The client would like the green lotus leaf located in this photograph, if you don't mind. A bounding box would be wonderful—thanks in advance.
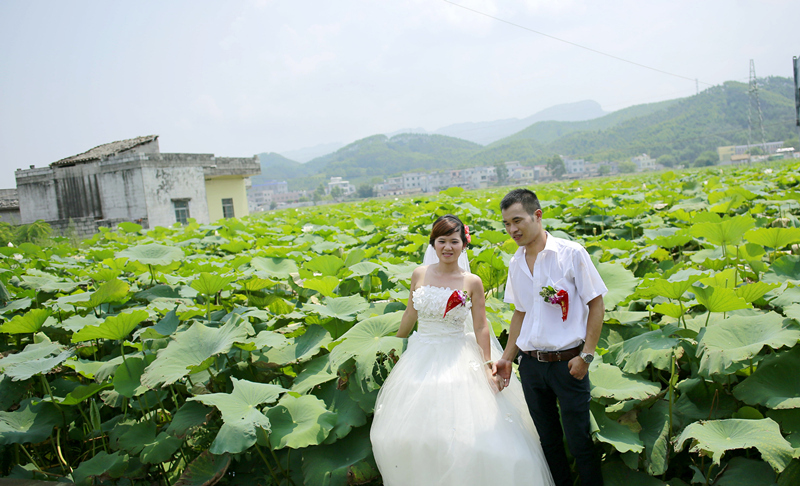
[57,314,102,333]
[764,255,800,285]
[167,401,213,439]
[354,218,375,232]
[261,325,332,365]
[0,375,27,411]
[236,330,288,352]
[266,394,337,449]
[117,221,142,233]
[314,380,367,444]
[134,284,182,302]
[305,255,345,277]
[0,398,60,445]
[736,282,781,303]
[47,382,113,405]
[71,451,130,486]
[734,345,800,409]
[140,431,183,464]
[347,262,383,277]
[767,409,800,449]
[175,451,231,486]
[381,262,418,281]
[652,303,684,319]
[301,425,379,486]
[745,227,800,250]
[116,243,185,266]
[589,401,644,453]
[675,377,738,422]
[242,277,273,292]
[250,257,299,279]
[141,316,250,388]
[303,276,340,298]
[597,262,639,310]
[603,310,649,324]
[675,418,794,472]
[114,356,156,398]
[589,363,661,401]
[771,286,800,308]
[219,240,250,253]
[638,400,670,476]
[0,308,51,334]
[190,272,236,296]
[0,297,32,315]
[329,311,406,391]
[689,215,755,247]
[786,304,800,321]
[699,268,738,289]
[19,275,83,293]
[644,227,693,249]
[715,457,776,486]
[692,285,752,313]
[0,335,73,381]
[76,278,130,308]
[117,420,156,454]
[303,295,370,322]
[292,355,338,395]
[72,310,149,342]
[695,312,800,376]
[607,325,680,373]
[188,377,285,454]
[150,307,180,336]
[600,460,667,486]
[639,269,707,300]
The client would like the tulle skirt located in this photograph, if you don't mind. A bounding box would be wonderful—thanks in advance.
[370,331,554,486]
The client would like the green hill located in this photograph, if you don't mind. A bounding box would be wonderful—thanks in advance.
[279,76,797,189]
[251,152,311,185]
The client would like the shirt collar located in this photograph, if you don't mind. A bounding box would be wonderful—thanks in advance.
[541,231,557,253]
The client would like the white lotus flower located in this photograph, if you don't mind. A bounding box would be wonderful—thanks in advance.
[13,253,23,261]
[764,169,773,174]
[7,242,13,247]
[703,181,708,185]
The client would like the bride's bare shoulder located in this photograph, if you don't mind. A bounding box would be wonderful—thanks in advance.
[409,265,428,289]
[464,272,485,291]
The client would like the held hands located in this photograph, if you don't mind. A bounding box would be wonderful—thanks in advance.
[567,356,590,380]
[492,358,513,389]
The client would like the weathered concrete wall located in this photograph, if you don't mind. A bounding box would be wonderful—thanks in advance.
[96,167,148,222]
[142,165,209,228]
[16,167,59,223]
[0,208,20,224]
[53,165,104,220]
[205,176,248,221]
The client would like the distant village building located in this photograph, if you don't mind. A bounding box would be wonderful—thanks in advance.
[717,141,785,163]
[327,176,355,196]
[14,135,259,237]
[631,154,656,171]
[247,180,288,212]
[0,189,20,224]
[563,157,585,177]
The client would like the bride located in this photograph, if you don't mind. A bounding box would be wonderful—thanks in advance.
[370,215,554,486]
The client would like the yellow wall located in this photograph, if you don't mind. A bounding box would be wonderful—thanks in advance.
[204,177,249,222]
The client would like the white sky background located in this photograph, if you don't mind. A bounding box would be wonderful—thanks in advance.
[1,0,798,185]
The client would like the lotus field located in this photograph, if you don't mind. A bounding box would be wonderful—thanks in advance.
[2,162,800,486]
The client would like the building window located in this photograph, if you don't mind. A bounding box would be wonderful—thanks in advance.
[173,200,190,225]
[222,198,235,218]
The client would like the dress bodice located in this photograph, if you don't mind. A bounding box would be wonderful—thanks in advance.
[412,285,472,338]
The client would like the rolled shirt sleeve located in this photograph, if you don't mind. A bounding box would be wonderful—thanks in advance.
[573,247,608,304]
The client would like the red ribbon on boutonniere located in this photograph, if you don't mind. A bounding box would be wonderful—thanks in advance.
[444,290,468,318]
[540,286,569,321]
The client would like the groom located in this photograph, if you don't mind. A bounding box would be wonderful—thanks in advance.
[493,189,606,486]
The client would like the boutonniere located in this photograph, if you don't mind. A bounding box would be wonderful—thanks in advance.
[444,290,469,318]
[540,286,569,321]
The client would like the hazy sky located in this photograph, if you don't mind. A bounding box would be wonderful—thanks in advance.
[1,0,798,185]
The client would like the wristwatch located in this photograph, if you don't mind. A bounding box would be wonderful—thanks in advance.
[579,352,594,364]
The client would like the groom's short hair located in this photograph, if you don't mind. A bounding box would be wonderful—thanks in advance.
[500,189,541,216]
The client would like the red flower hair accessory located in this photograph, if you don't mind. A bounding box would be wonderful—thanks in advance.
[464,225,471,244]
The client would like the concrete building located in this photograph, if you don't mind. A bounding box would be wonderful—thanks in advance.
[631,154,656,171]
[248,181,288,212]
[14,135,259,237]
[0,189,20,224]
[327,176,355,196]
[563,157,585,176]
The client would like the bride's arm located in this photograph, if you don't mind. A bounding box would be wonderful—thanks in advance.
[396,267,422,338]
[468,276,492,362]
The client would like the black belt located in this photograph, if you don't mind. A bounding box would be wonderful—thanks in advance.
[521,344,582,362]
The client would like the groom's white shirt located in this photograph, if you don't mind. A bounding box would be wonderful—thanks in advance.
[504,232,608,352]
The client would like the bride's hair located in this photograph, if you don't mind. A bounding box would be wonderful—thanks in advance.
[429,214,468,247]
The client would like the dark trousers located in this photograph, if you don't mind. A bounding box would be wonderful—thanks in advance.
[518,353,603,486]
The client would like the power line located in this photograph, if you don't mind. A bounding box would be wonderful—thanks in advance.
[441,0,713,87]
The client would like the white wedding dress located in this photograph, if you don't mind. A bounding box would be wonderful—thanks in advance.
[370,285,554,486]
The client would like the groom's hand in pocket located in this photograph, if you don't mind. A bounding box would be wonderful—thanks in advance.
[493,359,513,387]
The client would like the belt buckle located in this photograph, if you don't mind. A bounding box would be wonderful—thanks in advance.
[536,350,548,362]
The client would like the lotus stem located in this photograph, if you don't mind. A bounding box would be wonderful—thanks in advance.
[19,443,41,471]
[704,311,711,328]
[254,443,282,486]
